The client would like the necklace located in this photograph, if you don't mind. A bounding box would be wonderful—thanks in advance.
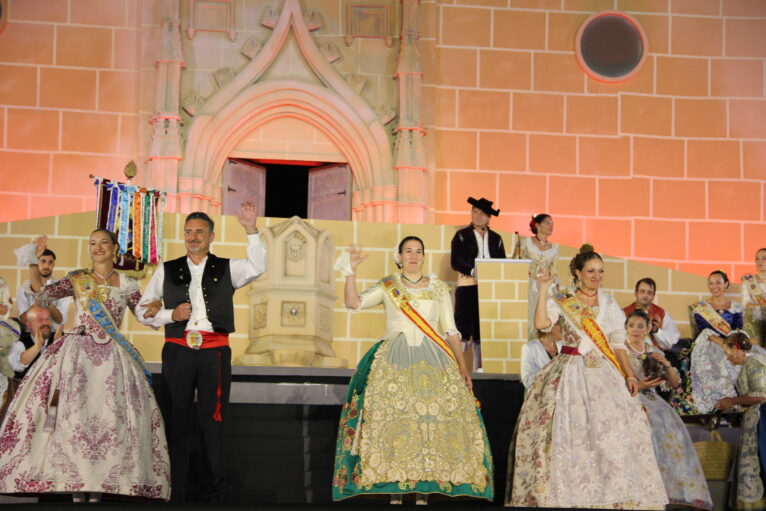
[576,287,597,298]
[401,274,424,285]
[535,235,550,247]
[93,269,115,282]
[626,338,646,355]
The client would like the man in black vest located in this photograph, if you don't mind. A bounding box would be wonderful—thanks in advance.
[8,304,54,380]
[450,197,506,371]
[138,202,266,503]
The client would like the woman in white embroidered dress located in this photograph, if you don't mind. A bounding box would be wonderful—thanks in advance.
[332,237,493,503]
[507,244,667,509]
[520,214,559,340]
[0,230,170,502]
[743,248,766,346]
[624,310,713,510]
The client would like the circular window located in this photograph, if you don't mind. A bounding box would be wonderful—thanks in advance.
[575,11,648,83]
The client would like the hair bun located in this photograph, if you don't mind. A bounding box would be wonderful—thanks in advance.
[579,242,594,255]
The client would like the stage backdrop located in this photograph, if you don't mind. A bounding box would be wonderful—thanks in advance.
[0,0,763,280]
[0,211,725,374]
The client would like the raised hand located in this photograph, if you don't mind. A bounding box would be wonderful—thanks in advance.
[34,235,48,259]
[234,201,259,234]
[348,245,369,271]
[535,267,555,288]
[649,352,671,368]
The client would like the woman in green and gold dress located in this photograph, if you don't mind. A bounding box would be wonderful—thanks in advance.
[331,237,493,503]
[715,331,766,510]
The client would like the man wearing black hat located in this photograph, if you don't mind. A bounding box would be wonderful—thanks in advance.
[450,197,506,371]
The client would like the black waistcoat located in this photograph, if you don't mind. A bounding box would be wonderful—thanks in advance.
[162,253,235,338]
[14,331,53,380]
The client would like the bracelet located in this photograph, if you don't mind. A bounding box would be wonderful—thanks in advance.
[626,376,638,382]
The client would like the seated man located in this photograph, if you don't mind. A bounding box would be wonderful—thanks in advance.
[623,278,681,351]
[8,304,55,381]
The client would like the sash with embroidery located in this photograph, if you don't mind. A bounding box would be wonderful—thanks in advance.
[553,289,625,377]
[691,301,732,337]
[743,274,766,307]
[69,270,152,383]
[380,276,457,364]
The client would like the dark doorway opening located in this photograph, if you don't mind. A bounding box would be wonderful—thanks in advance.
[264,164,310,219]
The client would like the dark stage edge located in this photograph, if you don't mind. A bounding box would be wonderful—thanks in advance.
[0,504,669,510]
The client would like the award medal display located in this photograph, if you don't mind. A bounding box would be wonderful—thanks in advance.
[186,330,203,349]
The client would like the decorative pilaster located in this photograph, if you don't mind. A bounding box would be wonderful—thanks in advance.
[393,0,427,223]
[146,0,185,210]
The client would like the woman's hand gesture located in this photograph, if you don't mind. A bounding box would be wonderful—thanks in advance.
[714,396,734,411]
[649,352,671,368]
[637,376,664,391]
[460,368,473,391]
[535,267,555,288]
[348,245,368,271]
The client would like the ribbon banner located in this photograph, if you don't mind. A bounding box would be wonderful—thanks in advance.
[93,177,166,271]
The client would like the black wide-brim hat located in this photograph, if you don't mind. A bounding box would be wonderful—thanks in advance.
[467,197,500,217]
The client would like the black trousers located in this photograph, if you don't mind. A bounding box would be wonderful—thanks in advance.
[454,285,481,341]
[161,342,232,502]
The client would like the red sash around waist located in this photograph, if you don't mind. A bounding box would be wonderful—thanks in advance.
[165,331,229,349]
[560,346,580,356]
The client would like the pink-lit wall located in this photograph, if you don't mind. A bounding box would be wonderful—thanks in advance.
[423,0,766,280]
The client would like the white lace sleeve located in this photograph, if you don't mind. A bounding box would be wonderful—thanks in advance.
[433,277,459,337]
[539,297,560,333]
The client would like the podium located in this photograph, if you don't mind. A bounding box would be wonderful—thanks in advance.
[474,258,531,375]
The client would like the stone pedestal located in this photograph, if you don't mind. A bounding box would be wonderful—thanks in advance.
[235,216,347,368]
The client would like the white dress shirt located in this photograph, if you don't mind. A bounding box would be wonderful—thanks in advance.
[652,312,681,350]
[8,336,49,373]
[137,233,267,330]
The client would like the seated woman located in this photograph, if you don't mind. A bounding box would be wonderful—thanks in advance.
[332,237,493,503]
[714,331,766,510]
[520,214,559,340]
[688,270,743,414]
[520,324,562,389]
[624,310,713,510]
[742,248,766,346]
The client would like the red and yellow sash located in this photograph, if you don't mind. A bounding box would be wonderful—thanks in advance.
[691,301,732,337]
[554,289,625,377]
[381,276,457,364]
[743,274,766,307]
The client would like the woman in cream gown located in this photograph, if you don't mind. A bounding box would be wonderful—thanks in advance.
[742,248,766,346]
[520,214,559,340]
[508,244,667,509]
[332,237,493,502]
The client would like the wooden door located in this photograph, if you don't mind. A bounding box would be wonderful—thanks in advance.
[307,164,352,220]
[222,159,266,217]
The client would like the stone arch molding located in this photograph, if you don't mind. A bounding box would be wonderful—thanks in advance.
[180,0,397,221]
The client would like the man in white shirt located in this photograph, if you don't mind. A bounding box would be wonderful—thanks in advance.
[623,278,681,351]
[16,243,71,329]
[137,203,266,503]
[8,304,54,380]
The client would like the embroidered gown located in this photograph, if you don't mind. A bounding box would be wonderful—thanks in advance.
[519,237,559,340]
[0,273,170,500]
[688,303,744,414]
[626,341,712,510]
[332,274,493,500]
[508,289,667,509]
[732,352,766,510]
[743,275,766,346]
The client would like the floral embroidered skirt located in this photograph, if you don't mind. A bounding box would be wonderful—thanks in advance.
[640,391,713,510]
[507,351,667,509]
[332,334,493,500]
[0,333,170,499]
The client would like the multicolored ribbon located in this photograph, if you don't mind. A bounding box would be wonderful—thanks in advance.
[105,181,121,232]
[117,185,133,254]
